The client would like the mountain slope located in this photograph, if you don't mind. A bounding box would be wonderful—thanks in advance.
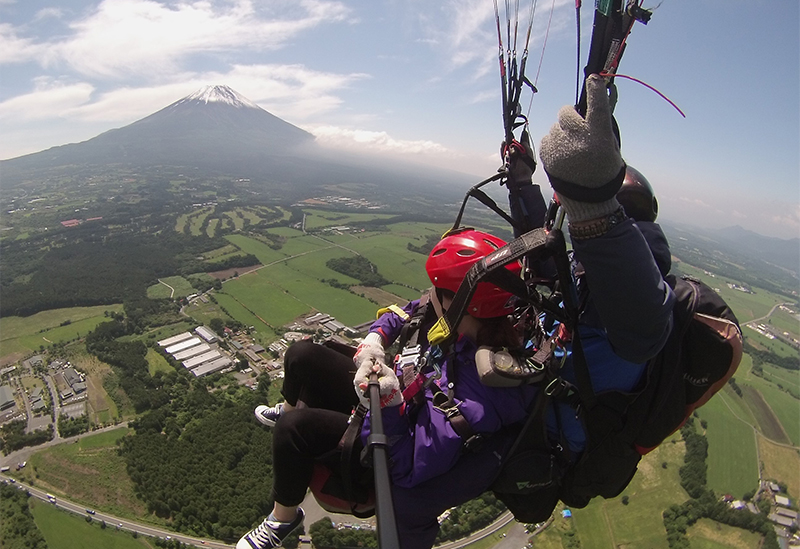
[0,85,467,202]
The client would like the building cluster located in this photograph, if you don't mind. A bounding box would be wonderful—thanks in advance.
[54,364,87,401]
[303,313,358,338]
[294,196,383,210]
[764,482,799,541]
[727,282,753,294]
[158,326,234,377]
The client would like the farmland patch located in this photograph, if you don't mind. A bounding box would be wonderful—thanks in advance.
[741,385,790,444]
[696,394,759,498]
[758,434,800,499]
[687,518,763,549]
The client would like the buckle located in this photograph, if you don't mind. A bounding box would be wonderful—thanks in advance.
[463,433,485,453]
[545,377,572,398]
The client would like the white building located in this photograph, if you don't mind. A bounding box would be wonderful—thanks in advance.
[195,326,220,343]
[183,350,222,369]
[158,332,194,347]
[165,337,203,355]
[191,357,233,377]
[172,343,212,361]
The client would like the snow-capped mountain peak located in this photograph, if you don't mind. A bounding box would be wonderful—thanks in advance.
[183,85,261,109]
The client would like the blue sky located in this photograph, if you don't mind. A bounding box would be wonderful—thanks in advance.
[1,0,797,239]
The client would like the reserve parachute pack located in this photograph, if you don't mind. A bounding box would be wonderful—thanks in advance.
[428,227,743,522]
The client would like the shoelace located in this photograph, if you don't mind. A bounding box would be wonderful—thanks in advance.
[247,518,283,548]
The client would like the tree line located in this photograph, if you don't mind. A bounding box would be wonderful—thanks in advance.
[662,418,779,549]
[744,340,799,371]
[0,421,53,455]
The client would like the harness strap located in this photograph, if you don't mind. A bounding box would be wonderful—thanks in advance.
[336,403,369,513]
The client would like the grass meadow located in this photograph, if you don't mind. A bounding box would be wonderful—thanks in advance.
[27,427,155,521]
[211,292,280,344]
[31,500,156,549]
[145,348,173,376]
[300,209,395,230]
[0,304,124,361]
[145,276,196,299]
[758,363,800,399]
[696,393,759,498]
[758,434,800,498]
[571,435,688,549]
[687,518,764,549]
[745,329,798,358]
[735,353,799,445]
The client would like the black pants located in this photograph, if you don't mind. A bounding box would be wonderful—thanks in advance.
[271,340,361,506]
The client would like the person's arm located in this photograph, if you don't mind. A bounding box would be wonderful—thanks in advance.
[539,75,674,362]
[573,220,673,362]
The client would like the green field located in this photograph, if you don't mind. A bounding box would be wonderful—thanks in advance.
[27,427,154,521]
[571,435,688,549]
[31,500,156,549]
[145,276,197,299]
[212,292,280,344]
[696,393,759,498]
[300,209,395,230]
[0,304,124,360]
[745,328,798,358]
[687,518,764,549]
[744,375,799,445]
[758,362,800,397]
[145,348,173,376]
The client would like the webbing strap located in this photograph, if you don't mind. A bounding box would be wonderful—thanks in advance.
[337,403,369,513]
[376,304,410,321]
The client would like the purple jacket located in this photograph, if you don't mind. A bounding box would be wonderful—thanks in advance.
[361,218,675,489]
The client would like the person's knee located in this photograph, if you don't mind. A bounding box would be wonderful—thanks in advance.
[283,340,320,373]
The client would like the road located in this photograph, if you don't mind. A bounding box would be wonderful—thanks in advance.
[2,473,230,548]
[2,424,525,549]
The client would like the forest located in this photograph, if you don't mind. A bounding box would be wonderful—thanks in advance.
[0,420,53,454]
[0,483,48,549]
[0,229,224,317]
[326,255,388,287]
[116,370,276,542]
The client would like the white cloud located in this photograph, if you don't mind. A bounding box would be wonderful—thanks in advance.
[309,125,450,155]
[9,0,351,79]
[34,7,64,20]
[0,23,46,64]
[1,62,367,128]
[0,78,94,120]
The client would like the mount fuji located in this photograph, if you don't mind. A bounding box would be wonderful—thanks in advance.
[0,86,465,197]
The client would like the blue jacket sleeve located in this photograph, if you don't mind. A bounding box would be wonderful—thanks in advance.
[572,218,674,363]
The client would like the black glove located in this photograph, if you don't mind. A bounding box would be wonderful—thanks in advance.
[502,130,537,189]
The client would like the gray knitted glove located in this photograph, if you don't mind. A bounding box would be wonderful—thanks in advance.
[539,75,625,222]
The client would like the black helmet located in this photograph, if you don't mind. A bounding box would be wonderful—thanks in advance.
[617,166,658,222]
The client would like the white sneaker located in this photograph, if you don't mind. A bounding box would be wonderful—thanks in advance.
[255,403,284,427]
[236,508,304,549]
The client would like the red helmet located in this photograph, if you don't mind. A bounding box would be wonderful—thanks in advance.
[425,229,521,318]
